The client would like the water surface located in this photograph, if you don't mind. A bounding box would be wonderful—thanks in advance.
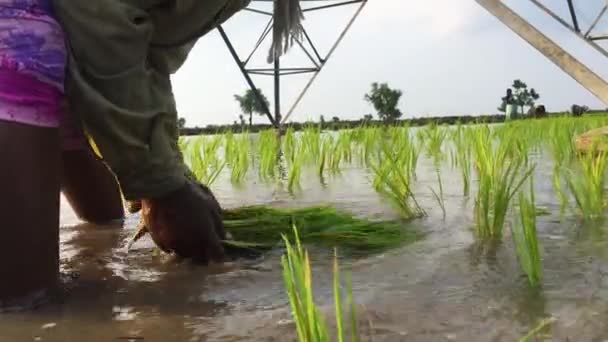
[2,142,608,341]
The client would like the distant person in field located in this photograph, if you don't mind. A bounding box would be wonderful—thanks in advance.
[0,0,303,304]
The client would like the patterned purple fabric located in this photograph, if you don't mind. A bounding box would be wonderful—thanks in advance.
[0,0,66,128]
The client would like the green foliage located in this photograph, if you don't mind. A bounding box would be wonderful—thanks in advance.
[364,82,403,122]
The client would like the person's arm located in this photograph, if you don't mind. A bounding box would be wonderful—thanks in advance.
[61,148,125,224]
[52,0,235,262]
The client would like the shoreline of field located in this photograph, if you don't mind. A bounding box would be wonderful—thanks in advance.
[180,110,608,136]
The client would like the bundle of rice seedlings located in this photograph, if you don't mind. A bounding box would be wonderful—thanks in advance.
[223,206,419,253]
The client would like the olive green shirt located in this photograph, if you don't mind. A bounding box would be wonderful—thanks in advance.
[51,0,250,200]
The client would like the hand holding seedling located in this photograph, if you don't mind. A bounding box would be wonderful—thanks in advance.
[130,180,227,262]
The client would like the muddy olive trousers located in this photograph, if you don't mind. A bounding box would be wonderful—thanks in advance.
[51,0,250,200]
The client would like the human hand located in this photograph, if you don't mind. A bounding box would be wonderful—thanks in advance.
[140,180,226,262]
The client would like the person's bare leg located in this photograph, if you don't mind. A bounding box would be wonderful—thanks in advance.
[61,149,125,224]
[0,121,59,303]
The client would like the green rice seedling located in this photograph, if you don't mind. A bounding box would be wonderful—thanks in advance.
[333,248,344,342]
[354,127,376,168]
[472,127,535,239]
[288,145,304,194]
[512,177,542,287]
[371,138,425,220]
[318,137,332,182]
[283,127,297,162]
[187,137,206,181]
[178,136,190,152]
[222,206,419,253]
[422,124,448,219]
[563,151,608,219]
[346,273,357,342]
[327,132,354,174]
[186,136,225,187]
[384,126,419,179]
[351,126,382,169]
[224,130,236,164]
[519,317,556,342]
[301,125,322,164]
[228,132,251,185]
[450,124,472,196]
[281,226,359,342]
[257,129,281,181]
[547,122,576,214]
[282,227,330,342]
[415,127,426,149]
[503,129,532,166]
[421,123,447,160]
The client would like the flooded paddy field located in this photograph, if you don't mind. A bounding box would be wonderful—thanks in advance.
[3,117,608,341]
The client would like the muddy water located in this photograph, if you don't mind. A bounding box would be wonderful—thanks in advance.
[3,149,608,341]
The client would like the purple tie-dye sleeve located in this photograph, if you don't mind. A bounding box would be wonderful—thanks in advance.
[0,0,67,128]
[0,0,66,90]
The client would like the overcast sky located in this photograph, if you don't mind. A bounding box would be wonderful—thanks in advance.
[170,0,608,127]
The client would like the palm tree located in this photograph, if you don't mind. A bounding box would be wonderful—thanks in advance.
[234,88,270,128]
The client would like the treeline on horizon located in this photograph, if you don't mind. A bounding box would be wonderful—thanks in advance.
[179,109,608,136]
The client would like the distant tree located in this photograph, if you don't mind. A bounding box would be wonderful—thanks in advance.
[320,115,325,125]
[234,88,270,128]
[498,79,540,116]
[571,104,589,117]
[238,114,246,128]
[177,117,186,129]
[533,104,547,118]
[364,82,403,122]
[362,114,373,122]
[332,116,340,123]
